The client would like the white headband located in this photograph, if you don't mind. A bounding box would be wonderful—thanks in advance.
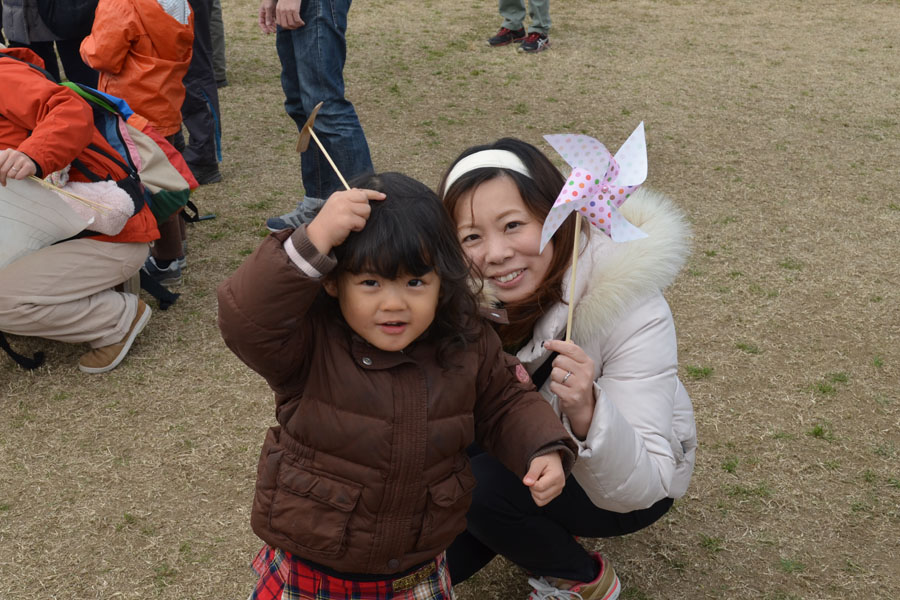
[442,149,531,195]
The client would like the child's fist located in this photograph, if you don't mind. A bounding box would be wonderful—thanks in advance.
[522,452,566,507]
[307,188,386,254]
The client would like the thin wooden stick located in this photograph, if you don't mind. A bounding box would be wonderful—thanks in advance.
[564,215,582,342]
[307,129,351,191]
[28,175,109,212]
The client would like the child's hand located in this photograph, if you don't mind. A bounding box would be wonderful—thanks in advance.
[523,452,566,507]
[306,188,386,254]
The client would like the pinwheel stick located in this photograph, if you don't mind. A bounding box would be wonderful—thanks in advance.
[564,215,582,342]
[308,128,350,191]
[29,175,109,212]
[296,101,350,191]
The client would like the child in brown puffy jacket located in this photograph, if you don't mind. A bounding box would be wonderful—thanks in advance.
[218,172,577,599]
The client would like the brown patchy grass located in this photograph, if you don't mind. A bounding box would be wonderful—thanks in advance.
[2,0,899,598]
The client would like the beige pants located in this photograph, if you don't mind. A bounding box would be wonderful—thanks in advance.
[0,239,149,348]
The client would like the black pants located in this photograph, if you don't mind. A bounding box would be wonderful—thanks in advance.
[10,39,97,87]
[446,450,673,584]
[182,0,221,169]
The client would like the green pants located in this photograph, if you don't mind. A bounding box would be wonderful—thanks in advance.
[499,0,551,35]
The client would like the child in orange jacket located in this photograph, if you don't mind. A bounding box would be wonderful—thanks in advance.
[81,0,195,287]
[80,0,194,140]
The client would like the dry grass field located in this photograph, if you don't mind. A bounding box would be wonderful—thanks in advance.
[2,0,899,598]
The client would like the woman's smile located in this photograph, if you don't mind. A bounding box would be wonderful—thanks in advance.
[454,176,554,304]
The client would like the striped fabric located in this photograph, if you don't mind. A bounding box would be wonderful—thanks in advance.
[248,546,455,600]
[156,0,191,24]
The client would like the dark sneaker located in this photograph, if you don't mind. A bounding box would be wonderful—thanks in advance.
[518,32,550,53]
[266,196,326,232]
[78,299,151,374]
[188,162,223,185]
[488,26,526,47]
[142,256,183,287]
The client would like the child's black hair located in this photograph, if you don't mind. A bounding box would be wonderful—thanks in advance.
[328,172,481,358]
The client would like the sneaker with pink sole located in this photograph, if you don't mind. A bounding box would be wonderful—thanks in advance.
[527,552,620,600]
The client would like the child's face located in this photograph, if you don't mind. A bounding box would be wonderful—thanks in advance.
[324,270,441,352]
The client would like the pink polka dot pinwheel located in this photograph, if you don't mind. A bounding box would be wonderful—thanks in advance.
[539,122,649,252]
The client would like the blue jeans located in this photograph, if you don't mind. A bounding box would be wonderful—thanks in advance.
[275,0,373,200]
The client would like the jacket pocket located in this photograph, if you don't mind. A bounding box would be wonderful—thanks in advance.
[254,427,284,506]
[416,467,478,552]
[269,457,363,559]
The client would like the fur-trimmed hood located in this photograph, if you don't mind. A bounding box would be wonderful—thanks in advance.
[515,186,691,362]
[472,187,697,510]
[571,186,691,339]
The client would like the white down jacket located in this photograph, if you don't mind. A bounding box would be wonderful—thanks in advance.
[512,187,697,513]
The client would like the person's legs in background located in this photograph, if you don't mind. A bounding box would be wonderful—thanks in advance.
[497,0,527,35]
[266,0,373,232]
[9,40,60,80]
[181,0,223,185]
[143,213,186,287]
[488,0,550,53]
[518,0,551,53]
[525,0,551,34]
[210,0,227,87]
[54,38,98,87]
[487,0,526,46]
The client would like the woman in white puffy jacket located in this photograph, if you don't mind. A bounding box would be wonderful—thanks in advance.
[440,137,697,600]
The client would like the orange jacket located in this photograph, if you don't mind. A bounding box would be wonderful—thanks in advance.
[0,48,159,244]
[80,0,194,137]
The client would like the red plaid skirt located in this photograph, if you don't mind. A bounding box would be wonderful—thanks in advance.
[248,545,455,600]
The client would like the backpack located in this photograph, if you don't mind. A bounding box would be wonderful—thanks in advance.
[0,332,45,370]
[0,52,198,226]
[1,56,200,369]
[60,82,199,226]
[35,0,99,40]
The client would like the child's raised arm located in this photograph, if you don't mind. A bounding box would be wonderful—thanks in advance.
[306,188,386,255]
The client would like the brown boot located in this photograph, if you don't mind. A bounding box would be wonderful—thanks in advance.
[78,299,151,374]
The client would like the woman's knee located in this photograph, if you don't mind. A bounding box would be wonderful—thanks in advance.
[467,453,535,525]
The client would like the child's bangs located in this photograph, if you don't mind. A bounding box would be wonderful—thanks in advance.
[341,220,436,279]
[333,172,459,280]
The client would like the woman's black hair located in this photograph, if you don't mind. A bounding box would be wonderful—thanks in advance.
[328,172,481,358]
[439,138,582,351]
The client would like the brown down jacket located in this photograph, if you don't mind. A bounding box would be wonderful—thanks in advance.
[217,228,576,576]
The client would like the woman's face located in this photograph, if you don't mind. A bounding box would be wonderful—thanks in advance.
[453,175,554,304]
